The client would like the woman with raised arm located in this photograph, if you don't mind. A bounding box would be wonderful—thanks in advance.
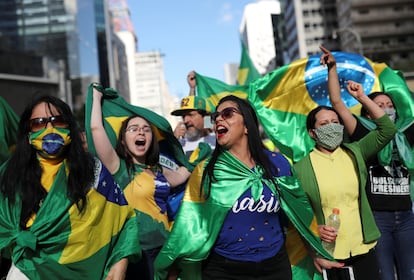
[322,44,414,280]
[90,85,191,280]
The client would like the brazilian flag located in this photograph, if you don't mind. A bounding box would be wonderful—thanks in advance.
[84,84,193,224]
[194,51,414,279]
[84,84,191,171]
[154,152,333,280]
[0,96,18,165]
[0,160,141,279]
[196,51,414,163]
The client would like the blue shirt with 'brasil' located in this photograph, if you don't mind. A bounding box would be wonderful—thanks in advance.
[213,150,291,262]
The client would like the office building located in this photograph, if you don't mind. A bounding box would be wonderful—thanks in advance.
[135,51,177,124]
[336,0,414,74]
[239,0,284,74]
[0,0,115,112]
[108,0,137,104]
[224,63,240,85]
[284,0,339,62]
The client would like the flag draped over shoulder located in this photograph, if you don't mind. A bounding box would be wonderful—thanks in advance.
[0,160,140,279]
[84,84,191,171]
[0,96,19,165]
[237,41,261,86]
[154,151,332,280]
[196,51,414,162]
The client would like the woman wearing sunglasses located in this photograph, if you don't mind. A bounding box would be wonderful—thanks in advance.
[154,95,343,280]
[0,95,140,279]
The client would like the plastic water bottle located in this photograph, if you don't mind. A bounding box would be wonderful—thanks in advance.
[322,208,341,256]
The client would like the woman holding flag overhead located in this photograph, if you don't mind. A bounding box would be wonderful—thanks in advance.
[294,45,398,279]
[322,45,414,280]
[0,95,140,279]
[89,84,191,280]
[154,95,342,280]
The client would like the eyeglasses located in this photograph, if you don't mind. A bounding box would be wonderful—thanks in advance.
[210,107,241,124]
[30,116,68,131]
[126,125,152,134]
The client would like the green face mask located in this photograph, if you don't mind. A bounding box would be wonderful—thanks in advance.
[29,127,72,159]
[313,123,344,151]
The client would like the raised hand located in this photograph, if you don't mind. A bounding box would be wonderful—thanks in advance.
[346,80,365,100]
[319,45,336,69]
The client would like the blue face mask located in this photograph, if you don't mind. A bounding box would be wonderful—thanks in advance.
[383,108,396,123]
[29,127,71,159]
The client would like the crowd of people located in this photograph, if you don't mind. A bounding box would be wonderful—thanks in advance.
[0,46,412,280]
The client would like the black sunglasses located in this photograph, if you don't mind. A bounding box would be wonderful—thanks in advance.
[30,116,68,131]
[210,107,241,124]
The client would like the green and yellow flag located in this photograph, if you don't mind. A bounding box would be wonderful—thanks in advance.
[196,51,414,163]
[237,41,261,85]
[0,160,141,279]
[0,96,19,165]
[154,152,332,280]
[195,72,249,110]
[84,84,191,171]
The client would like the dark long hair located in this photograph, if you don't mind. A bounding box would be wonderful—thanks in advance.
[201,95,279,197]
[115,115,160,177]
[360,91,396,118]
[306,105,343,130]
[0,95,94,229]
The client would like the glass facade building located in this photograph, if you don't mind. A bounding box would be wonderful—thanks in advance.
[0,0,111,111]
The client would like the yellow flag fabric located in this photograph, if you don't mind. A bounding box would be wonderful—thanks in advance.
[196,51,414,162]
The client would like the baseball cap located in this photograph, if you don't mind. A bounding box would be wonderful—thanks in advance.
[171,96,210,116]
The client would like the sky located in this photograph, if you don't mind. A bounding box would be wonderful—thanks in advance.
[127,0,255,98]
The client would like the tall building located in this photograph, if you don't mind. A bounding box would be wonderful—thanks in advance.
[239,0,284,74]
[110,33,130,102]
[0,0,112,111]
[135,51,177,124]
[284,0,339,62]
[108,0,137,104]
[224,63,240,85]
[336,0,414,73]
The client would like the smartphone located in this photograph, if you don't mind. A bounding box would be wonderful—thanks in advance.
[322,266,355,280]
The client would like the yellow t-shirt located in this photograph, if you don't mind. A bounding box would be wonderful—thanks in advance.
[310,147,376,259]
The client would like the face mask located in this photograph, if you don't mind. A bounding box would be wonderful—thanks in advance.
[383,108,396,123]
[313,123,344,151]
[29,127,72,159]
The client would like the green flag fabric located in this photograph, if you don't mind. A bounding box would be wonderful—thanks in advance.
[154,151,333,280]
[237,41,261,85]
[0,160,141,279]
[84,84,191,172]
[196,51,414,163]
[195,72,249,111]
[0,97,19,165]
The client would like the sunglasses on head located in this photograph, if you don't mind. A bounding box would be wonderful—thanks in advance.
[210,107,240,124]
[30,116,68,132]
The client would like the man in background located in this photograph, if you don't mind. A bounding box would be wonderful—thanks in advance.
[171,71,215,159]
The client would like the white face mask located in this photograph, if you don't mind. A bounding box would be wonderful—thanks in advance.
[383,108,396,123]
[313,123,344,151]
